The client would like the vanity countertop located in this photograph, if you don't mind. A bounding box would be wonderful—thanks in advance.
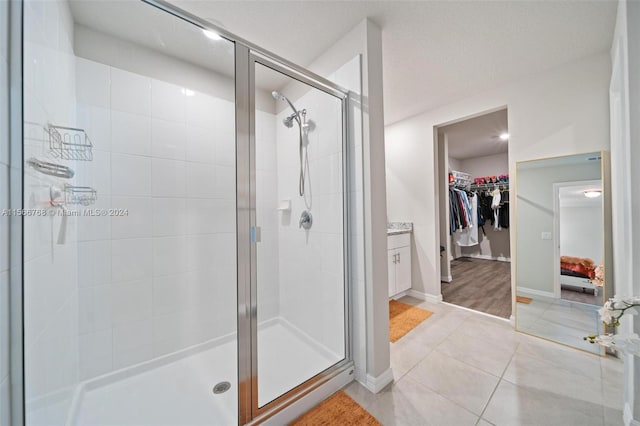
[387,222,413,235]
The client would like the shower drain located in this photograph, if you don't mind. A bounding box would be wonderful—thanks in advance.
[213,381,231,394]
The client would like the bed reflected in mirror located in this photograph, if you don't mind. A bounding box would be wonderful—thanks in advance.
[515,152,611,355]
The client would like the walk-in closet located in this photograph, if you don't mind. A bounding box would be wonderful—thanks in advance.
[437,109,512,318]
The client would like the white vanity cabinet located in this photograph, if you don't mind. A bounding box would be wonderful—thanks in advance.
[388,233,412,297]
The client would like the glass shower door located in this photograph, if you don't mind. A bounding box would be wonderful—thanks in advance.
[22,2,238,425]
[251,58,348,413]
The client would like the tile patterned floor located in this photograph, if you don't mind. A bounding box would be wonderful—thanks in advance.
[517,295,601,354]
[344,296,624,426]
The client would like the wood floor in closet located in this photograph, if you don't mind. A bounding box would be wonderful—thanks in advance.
[442,257,512,319]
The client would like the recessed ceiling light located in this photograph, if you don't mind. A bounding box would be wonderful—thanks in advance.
[584,190,602,198]
[203,29,222,41]
[499,132,509,141]
[181,88,195,97]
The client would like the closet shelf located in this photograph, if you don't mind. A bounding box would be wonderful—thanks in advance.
[449,170,472,189]
[470,182,509,191]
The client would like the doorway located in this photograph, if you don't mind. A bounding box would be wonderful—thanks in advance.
[553,180,604,306]
[436,108,512,319]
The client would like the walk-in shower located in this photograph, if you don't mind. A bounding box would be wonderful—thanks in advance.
[15,0,352,425]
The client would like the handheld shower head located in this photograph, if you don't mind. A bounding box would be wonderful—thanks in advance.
[271,90,285,101]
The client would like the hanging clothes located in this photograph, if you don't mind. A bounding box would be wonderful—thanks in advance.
[479,193,494,226]
[454,193,479,247]
[449,187,473,234]
[449,188,462,233]
[490,187,502,231]
[498,190,510,229]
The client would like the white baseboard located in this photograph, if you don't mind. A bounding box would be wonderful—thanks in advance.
[517,287,556,299]
[441,275,452,283]
[624,402,639,426]
[354,367,367,385]
[462,254,511,262]
[390,289,410,300]
[509,315,515,327]
[408,289,443,304]
[365,368,394,393]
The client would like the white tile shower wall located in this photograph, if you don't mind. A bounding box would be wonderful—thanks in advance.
[275,86,345,358]
[23,1,80,425]
[256,110,281,321]
[75,57,244,381]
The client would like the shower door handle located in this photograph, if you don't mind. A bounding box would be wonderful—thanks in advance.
[250,226,261,243]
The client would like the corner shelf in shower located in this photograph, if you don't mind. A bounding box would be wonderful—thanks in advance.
[48,123,94,161]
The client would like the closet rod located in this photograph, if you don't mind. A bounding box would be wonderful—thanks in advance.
[469,183,510,191]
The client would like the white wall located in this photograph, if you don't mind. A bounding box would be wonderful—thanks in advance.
[460,152,508,178]
[448,156,462,172]
[386,52,611,306]
[22,0,80,424]
[560,203,603,264]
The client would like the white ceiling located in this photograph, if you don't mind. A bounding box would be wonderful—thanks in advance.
[173,0,617,125]
[69,0,288,91]
[560,184,603,207]
[440,109,508,160]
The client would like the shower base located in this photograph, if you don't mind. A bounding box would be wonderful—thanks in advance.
[72,319,340,425]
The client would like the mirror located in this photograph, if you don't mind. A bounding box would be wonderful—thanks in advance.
[515,152,611,354]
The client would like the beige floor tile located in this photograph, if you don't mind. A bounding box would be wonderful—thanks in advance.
[456,316,520,344]
[406,349,500,415]
[516,333,602,378]
[397,317,463,349]
[503,352,603,406]
[342,380,379,411]
[436,329,517,377]
[603,406,624,426]
[483,380,604,426]
[390,338,435,380]
[477,419,495,426]
[602,368,624,410]
[366,375,478,426]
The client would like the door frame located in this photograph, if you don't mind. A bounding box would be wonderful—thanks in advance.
[241,52,353,424]
[552,179,602,299]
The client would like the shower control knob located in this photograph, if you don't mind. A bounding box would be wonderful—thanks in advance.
[299,210,312,230]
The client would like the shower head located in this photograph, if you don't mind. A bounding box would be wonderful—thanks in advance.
[271,90,285,102]
[272,90,300,126]
[283,114,296,128]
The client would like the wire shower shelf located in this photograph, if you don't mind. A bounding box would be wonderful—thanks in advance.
[64,184,97,206]
[48,124,94,161]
